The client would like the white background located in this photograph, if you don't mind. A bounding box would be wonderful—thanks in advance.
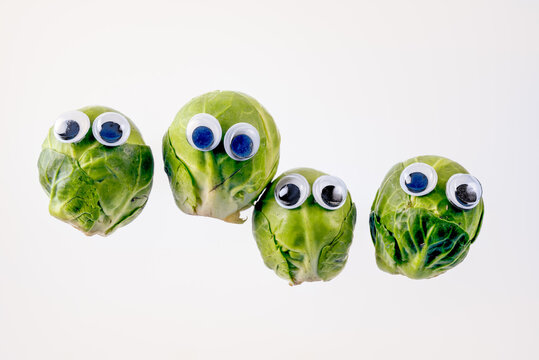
[1,0,538,359]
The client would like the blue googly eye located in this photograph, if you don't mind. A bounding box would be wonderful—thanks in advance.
[224,123,260,161]
[99,121,123,143]
[59,120,80,141]
[399,163,438,196]
[92,112,131,147]
[191,126,215,150]
[230,134,253,159]
[186,113,222,151]
[405,172,428,193]
[53,110,90,144]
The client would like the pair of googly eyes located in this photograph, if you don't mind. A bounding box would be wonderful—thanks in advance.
[186,113,260,161]
[53,110,131,147]
[399,163,483,210]
[274,174,347,210]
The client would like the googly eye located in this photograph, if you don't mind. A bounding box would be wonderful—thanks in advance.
[446,173,482,210]
[274,174,310,209]
[53,110,90,144]
[399,163,438,196]
[186,113,222,151]
[224,123,260,161]
[312,175,348,210]
[92,112,131,147]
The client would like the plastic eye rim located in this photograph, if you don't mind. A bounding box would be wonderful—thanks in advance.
[185,113,222,151]
[224,123,260,161]
[446,173,483,210]
[92,112,131,147]
[312,175,348,210]
[399,162,438,197]
[274,173,310,209]
[53,110,90,144]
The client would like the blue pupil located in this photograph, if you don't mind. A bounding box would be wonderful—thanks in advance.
[230,134,253,158]
[58,120,80,141]
[405,172,428,193]
[192,126,214,149]
[100,121,123,143]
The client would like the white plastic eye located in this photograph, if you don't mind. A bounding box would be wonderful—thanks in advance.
[92,112,131,147]
[446,174,482,210]
[274,174,310,209]
[399,162,438,196]
[186,113,222,151]
[53,110,90,144]
[224,123,260,161]
[312,175,348,210]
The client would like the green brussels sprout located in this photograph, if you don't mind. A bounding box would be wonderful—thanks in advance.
[163,91,280,223]
[253,168,356,285]
[38,106,154,236]
[369,155,484,279]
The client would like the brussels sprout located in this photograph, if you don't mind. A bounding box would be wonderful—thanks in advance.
[369,155,484,279]
[38,106,154,236]
[163,91,280,223]
[253,168,356,285]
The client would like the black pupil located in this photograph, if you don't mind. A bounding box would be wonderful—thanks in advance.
[278,184,301,206]
[405,172,428,193]
[100,121,123,143]
[57,120,80,141]
[456,184,477,205]
[321,185,343,207]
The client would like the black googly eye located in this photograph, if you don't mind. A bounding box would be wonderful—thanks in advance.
[312,175,348,210]
[186,113,222,151]
[224,123,260,161]
[53,110,90,144]
[274,174,310,209]
[92,112,131,146]
[446,174,482,210]
[399,163,438,196]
